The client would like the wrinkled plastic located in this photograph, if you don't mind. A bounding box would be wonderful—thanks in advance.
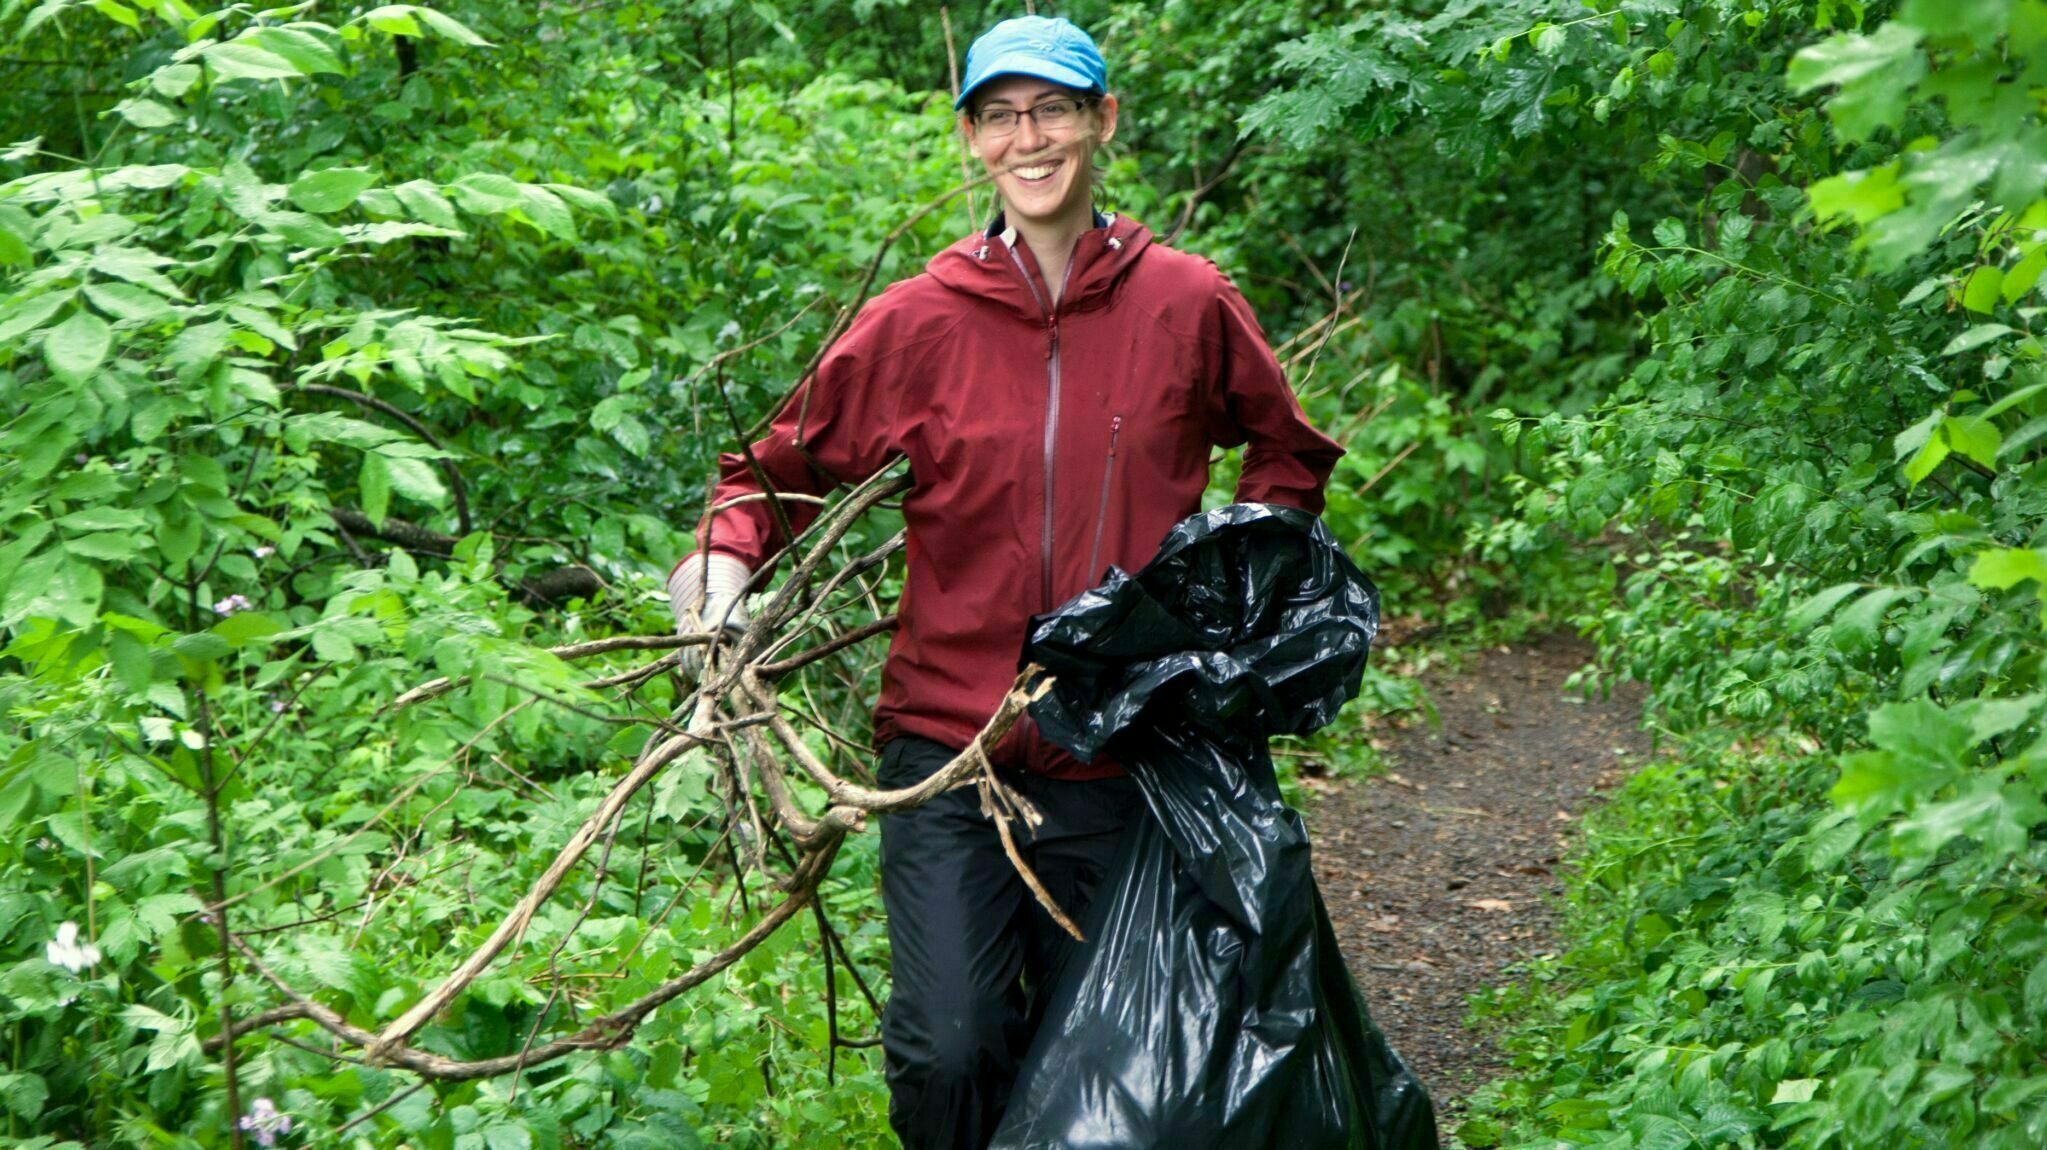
[992,503,1438,1150]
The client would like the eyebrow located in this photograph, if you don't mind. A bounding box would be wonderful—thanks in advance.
[977,87,1073,109]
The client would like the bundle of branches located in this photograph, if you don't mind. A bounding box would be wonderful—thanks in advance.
[206,462,1070,1085]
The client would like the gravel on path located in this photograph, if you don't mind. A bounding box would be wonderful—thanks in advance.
[1305,634,1650,1118]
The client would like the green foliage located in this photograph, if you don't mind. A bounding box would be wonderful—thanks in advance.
[1241,0,2047,1144]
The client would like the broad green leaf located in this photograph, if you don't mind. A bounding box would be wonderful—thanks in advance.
[84,282,178,324]
[1980,380,2047,419]
[418,7,492,46]
[113,98,178,129]
[2004,245,2047,303]
[148,63,202,98]
[1942,324,2014,356]
[43,310,111,383]
[1969,548,2047,590]
[1831,587,1912,650]
[377,451,448,506]
[288,167,376,213]
[0,217,28,265]
[1869,698,1971,766]
[1787,23,1926,139]
[1902,433,1950,485]
[89,0,139,29]
[0,291,70,342]
[362,5,422,35]
[1962,265,2003,313]
[244,26,346,75]
[287,412,402,451]
[516,183,576,240]
[1943,414,2000,468]
[449,173,524,214]
[393,180,461,229]
[211,611,282,647]
[202,41,303,82]
[359,451,392,526]
[1788,583,1864,630]
[166,320,228,381]
[1894,408,1944,460]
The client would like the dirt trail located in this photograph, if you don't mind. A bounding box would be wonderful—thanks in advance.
[1305,634,1649,1115]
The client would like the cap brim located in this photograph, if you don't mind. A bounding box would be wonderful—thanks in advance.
[954,55,1100,110]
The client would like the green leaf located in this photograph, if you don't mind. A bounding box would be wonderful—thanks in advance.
[362,5,422,35]
[1943,414,2000,468]
[286,412,402,451]
[148,63,203,98]
[417,7,492,46]
[166,320,229,382]
[1869,698,1971,766]
[1969,547,2047,591]
[0,218,29,265]
[288,168,377,213]
[1942,324,2014,356]
[1771,1078,1821,1104]
[516,184,576,240]
[1831,587,1912,650]
[377,451,448,506]
[113,98,178,129]
[1962,265,2004,313]
[1894,408,1944,460]
[244,26,347,75]
[449,173,525,214]
[0,292,71,342]
[1788,583,1864,630]
[484,1126,534,1150]
[2004,246,2047,303]
[43,310,111,383]
[1903,432,1951,485]
[393,180,462,229]
[202,41,304,82]
[84,282,177,325]
[0,1071,49,1120]
[359,451,392,526]
[211,611,282,648]
[1787,24,1927,140]
[2026,954,2047,1017]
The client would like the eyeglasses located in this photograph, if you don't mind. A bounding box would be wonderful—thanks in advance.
[973,96,1095,138]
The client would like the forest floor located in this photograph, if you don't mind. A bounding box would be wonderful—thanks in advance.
[1305,633,1650,1123]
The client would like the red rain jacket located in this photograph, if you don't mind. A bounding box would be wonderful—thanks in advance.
[688,213,1342,778]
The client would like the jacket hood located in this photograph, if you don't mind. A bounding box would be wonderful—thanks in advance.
[925,210,1154,322]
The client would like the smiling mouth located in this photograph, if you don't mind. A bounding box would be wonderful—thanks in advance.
[1011,160,1061,184]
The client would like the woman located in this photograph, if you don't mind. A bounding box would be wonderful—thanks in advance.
[669,16,1343,1148]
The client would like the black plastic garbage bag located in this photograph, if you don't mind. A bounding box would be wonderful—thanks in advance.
[991,503,1438,1150]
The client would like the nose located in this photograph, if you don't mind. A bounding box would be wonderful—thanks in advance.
[1014,112,1046,154]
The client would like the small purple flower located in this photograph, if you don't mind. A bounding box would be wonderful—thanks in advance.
[269,698,288,714]
[1338,280,1355,294]
[74,453,90,466]
[212,594,253,616]
[239,1097,293,1147]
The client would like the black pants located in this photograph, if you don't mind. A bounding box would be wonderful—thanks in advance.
[876,736,1142,1150]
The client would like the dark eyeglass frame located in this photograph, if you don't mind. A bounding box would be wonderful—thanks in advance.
[971,95,1098,138]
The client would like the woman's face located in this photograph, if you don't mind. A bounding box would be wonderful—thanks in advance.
[961,75,1119,229]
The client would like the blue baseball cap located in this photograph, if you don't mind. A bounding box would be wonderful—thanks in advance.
[955,16,1107,111]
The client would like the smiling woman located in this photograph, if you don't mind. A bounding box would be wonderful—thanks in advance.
[665,14,1347,1150]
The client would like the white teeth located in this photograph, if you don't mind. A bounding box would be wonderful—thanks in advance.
[1014,164,1056,180]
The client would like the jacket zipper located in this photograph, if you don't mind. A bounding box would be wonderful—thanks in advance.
[1005,243,1073,609]
[1084,414,1123,586]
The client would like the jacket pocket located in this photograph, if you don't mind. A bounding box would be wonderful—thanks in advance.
[1084,414,1124,585]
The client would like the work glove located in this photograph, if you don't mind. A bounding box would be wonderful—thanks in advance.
[667,551,753,680]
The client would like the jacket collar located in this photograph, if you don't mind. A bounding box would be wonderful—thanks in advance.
[926,209,1153,322]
